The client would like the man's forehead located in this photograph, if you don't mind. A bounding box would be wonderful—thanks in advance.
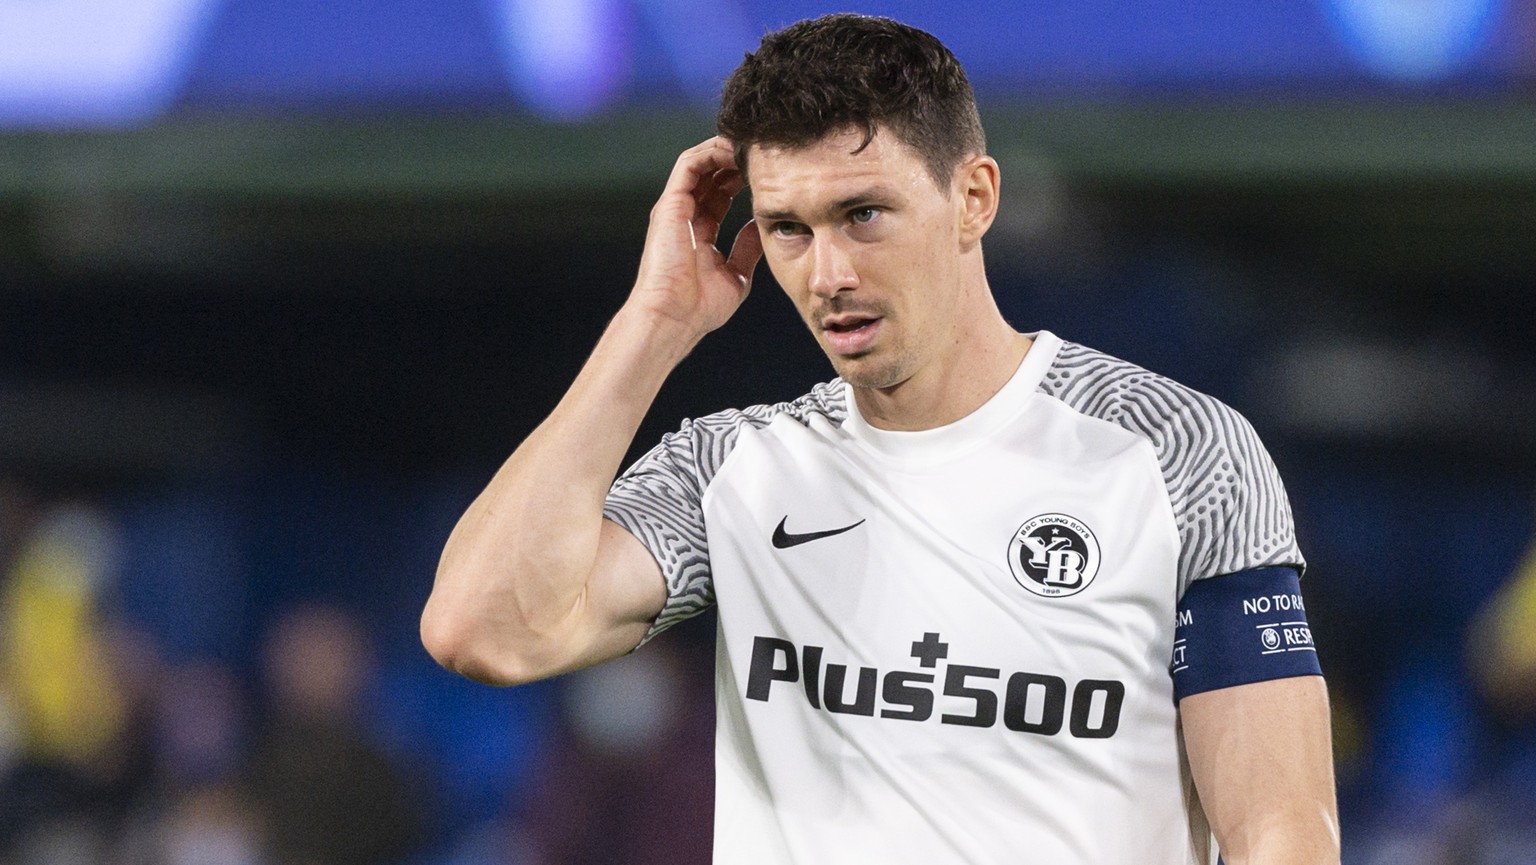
[745,130,932,216]
[743,126,898,175]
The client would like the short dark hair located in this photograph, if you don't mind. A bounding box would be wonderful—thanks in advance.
[717,14,986,190]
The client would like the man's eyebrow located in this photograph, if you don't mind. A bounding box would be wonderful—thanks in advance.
[753,206,799,222]
[753,187,900,223]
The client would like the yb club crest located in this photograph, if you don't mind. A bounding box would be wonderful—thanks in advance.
[1007,513,1101,598]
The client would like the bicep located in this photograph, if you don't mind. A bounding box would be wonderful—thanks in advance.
[1181,677,1340,865]
[562,518,669,671]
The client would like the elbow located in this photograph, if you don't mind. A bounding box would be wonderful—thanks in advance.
[419,596,545,688]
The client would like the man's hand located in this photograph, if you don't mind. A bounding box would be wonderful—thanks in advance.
[630,137,764,345]
[423,137,762,687]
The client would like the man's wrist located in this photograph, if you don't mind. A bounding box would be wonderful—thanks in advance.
[607,302,706,368]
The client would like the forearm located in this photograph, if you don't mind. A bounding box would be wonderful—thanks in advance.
[1214,793,1340,865]
[422,306,694,682]
[1228,818,1340,865]
[1183,677,1341,865]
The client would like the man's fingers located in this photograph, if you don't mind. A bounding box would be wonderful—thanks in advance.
[689,168,724,243]
[664,137,737,200]
[724,220,764,289]
[699,168,745,221]
[656,138,740,243]
[708,166,747,202]
[693,167,745,246]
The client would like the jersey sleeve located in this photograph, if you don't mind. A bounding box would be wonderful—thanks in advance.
[604,384,845,646]
[1038,341,1305,596]
[604,405,777,645]
[603,422,716,645]
[1165,397,1305,595]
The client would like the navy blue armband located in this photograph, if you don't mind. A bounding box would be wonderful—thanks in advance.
[1171,566,1321,701]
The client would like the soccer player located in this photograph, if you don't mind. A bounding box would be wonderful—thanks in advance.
[422,14,1339,865]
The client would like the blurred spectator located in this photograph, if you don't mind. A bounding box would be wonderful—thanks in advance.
[521,637,714,865]
[1466,522,1536,826]
[2,505,124,770]
[0,502,157,862]
[245,603,427,865]
[1469,531,1536,720]
[124,781,266,865]
[151,659,249,790]
[113,654,267,865]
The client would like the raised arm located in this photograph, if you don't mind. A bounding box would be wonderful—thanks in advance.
[420,137,763,686]
[1181,676,1341,865]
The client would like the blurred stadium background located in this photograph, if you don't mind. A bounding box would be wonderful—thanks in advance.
[1,1,1535,862]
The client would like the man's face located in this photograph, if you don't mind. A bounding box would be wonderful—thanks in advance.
[747,128,968,391]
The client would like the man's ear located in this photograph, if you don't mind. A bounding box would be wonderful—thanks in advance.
[956,155,1001,247]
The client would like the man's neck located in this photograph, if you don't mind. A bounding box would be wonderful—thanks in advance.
[853,314,1032,432]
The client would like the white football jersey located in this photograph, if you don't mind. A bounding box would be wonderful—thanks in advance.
[604,331,1304,865]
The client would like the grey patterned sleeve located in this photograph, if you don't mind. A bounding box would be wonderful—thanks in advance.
[1158,395,1306,591]
[1042,343,1305,595]
[603,406,772,645]
[603,424,715,646]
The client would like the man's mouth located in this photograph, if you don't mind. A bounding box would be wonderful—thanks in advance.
[820,313,883,355]
[823,315,878,334]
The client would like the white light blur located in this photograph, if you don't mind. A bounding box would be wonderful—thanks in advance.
[1328,0,1505,81]
[491,0,628,120]
[0,0,225,127]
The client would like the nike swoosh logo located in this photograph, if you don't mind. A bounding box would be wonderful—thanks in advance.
[772,516,866,549]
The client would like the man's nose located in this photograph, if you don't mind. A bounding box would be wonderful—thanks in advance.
[807,235,858,299]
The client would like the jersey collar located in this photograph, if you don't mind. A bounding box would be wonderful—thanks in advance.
[841,330,1063,463]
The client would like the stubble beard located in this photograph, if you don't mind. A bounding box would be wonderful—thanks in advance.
[827,341,916,390]
[807,297,910,388]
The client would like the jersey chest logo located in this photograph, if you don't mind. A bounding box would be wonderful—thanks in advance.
[771,515,866,549]
[1007,513,1101,598]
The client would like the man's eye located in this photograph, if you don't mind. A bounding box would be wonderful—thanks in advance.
[850,208,879,224]
[770,221,806,237]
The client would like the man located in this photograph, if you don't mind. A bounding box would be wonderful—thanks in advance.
[422,14,1339,865]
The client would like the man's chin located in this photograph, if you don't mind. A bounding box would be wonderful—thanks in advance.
[829,355,907,391]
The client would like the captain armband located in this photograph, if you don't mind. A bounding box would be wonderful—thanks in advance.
[1171,566,1322,701]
